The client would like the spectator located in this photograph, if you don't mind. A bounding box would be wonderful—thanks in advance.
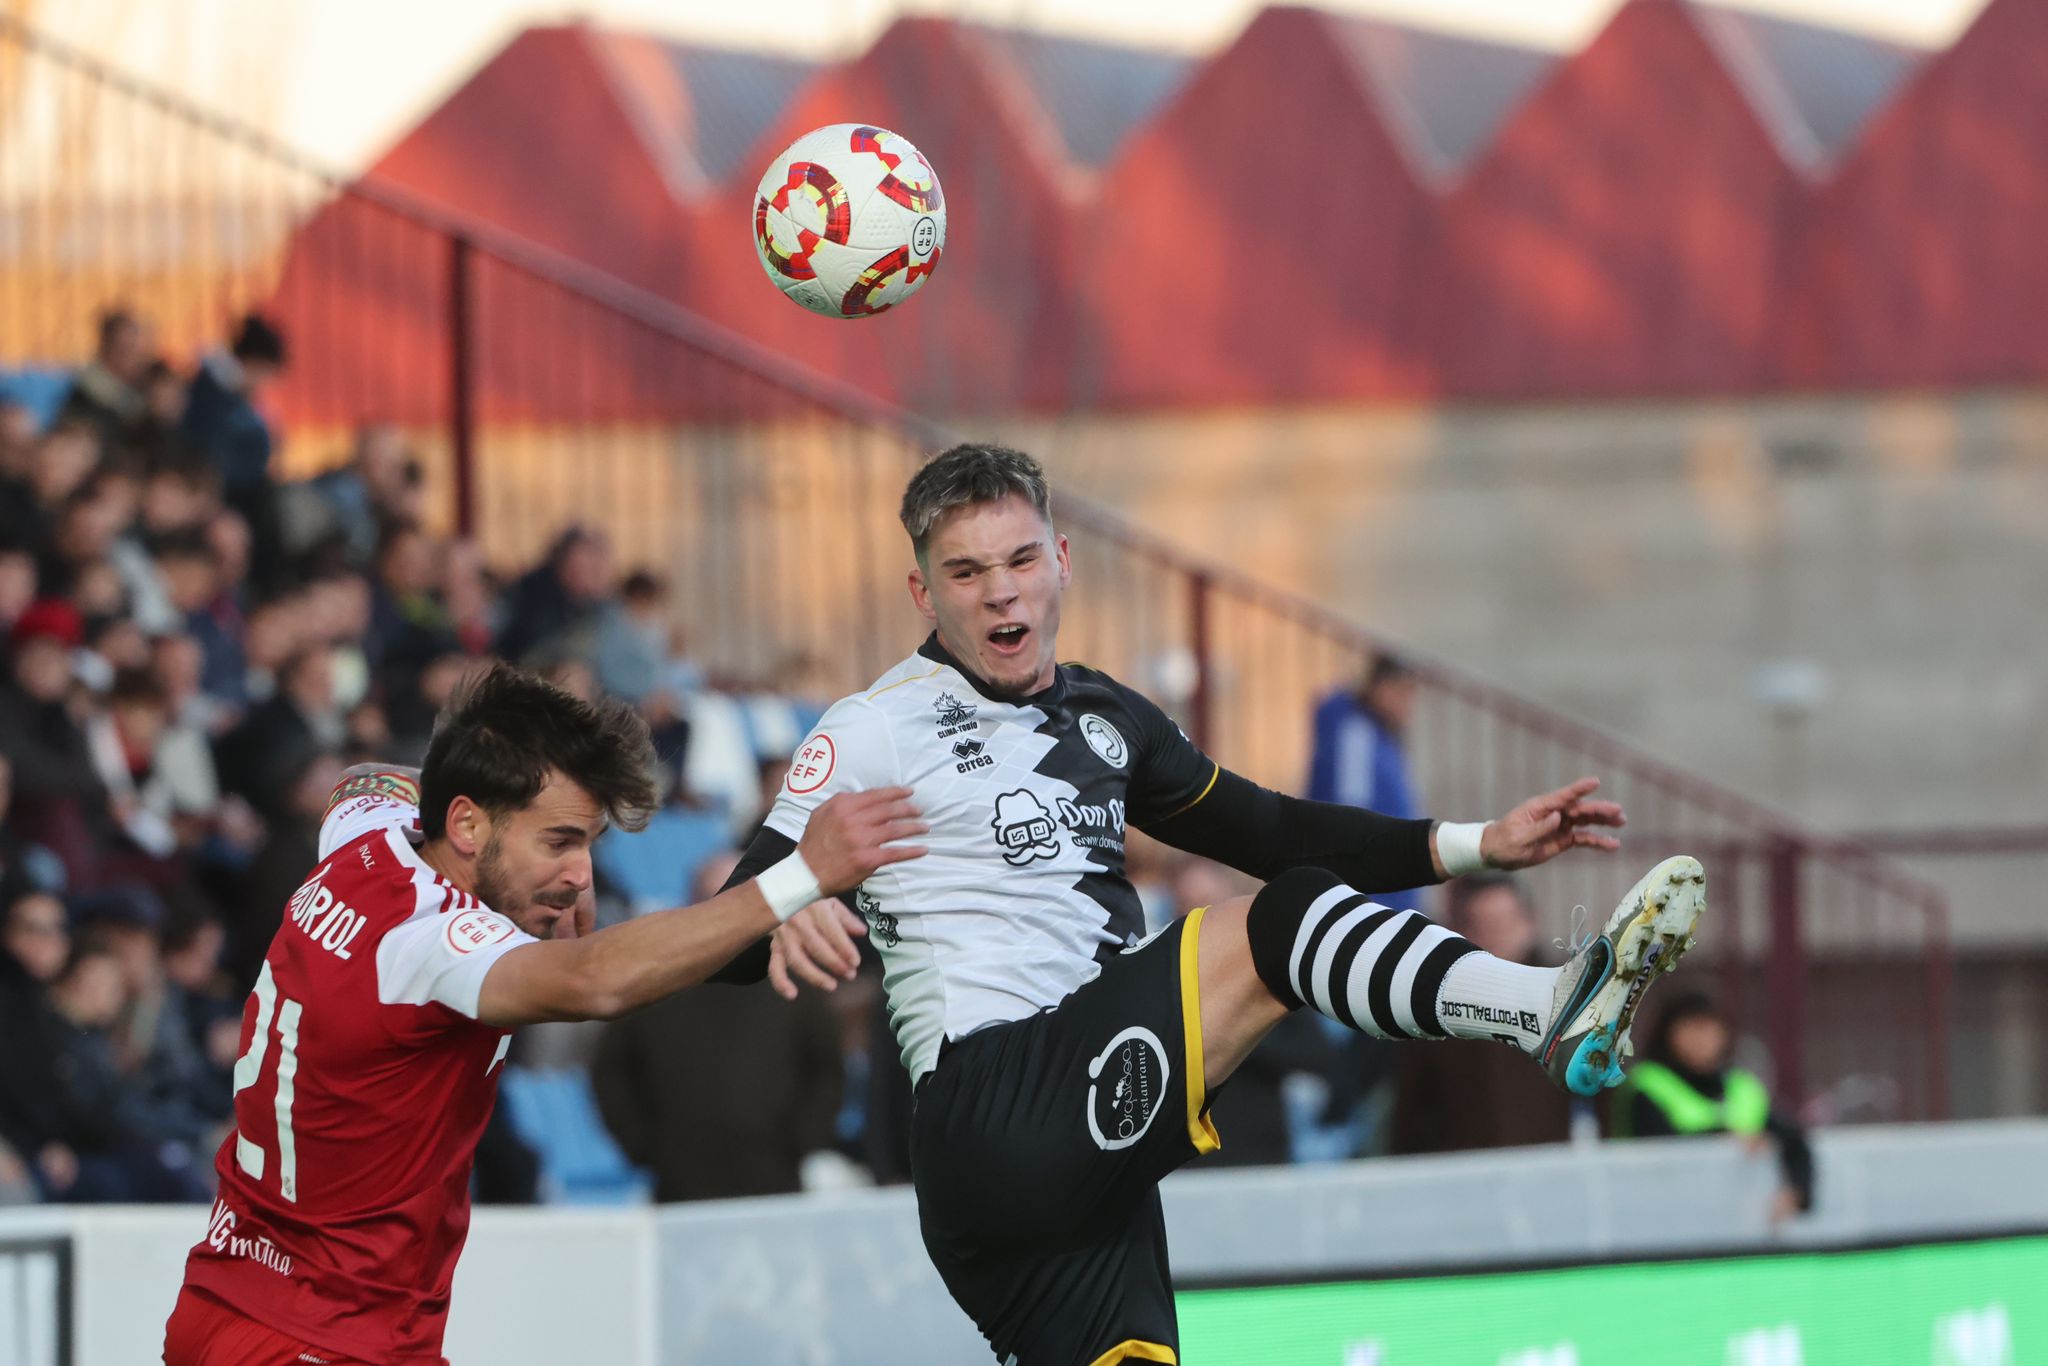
[495,525,612,664]
[238,592,302,706]
[231,748,342,990]
[139,457,218,546]
[214,643,342,808]
[1387,873,1572,1156]
[1613,992,1815,1222]
[386,651,482,764]
[132,358,192,466]
[0,939,209,1202]
[0,754,64,903]
[180,313,287,590]
[0,541,36,635]
[154,532,243,705]
[440,538,498,655]
[591,851,843,1201]
[0,599,106,884]
[304,425,421,567]
[160,901,243,1101]
[57,307,150,445]
[0,888,68,1026]
[86,667,219,860]
[366,521,457,674]
[593,569,669,703]
[21,421,107,557]
[1307,651,1425,908]
[78,887,226,1149]
[152,630,227,738]
[0,400,39,533]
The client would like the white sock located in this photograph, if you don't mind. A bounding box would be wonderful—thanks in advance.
[1434,953,1559,1052]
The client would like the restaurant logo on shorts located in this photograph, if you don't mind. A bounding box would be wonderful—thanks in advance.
[1086,1026,1169,1151]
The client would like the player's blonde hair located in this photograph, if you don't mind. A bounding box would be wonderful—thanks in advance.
[899,443,1052,562]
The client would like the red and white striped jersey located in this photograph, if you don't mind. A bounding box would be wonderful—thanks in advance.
[177,772,535,1364]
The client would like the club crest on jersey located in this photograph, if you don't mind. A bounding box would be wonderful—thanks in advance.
[1086,1026,1169,1151]
[991,789,1060,865]
[1080,714,1129,769]
[933,691,978,738]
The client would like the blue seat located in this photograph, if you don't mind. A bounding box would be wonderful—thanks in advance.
[498,1066,650,1205]
[0,367,79,427]
[594,805,731,914]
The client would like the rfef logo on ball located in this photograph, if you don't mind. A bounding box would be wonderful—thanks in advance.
[1086,1026,1170,1151]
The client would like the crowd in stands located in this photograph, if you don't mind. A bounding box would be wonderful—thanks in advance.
[0,306,1805,1215]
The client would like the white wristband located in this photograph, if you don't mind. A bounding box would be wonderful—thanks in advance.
[756,850,825,923]
[1435,821,1489,878]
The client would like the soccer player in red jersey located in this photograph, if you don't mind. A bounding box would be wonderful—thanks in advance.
[162,665,923,1366]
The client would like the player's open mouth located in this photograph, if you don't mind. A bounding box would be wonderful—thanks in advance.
[987,623,1030,657]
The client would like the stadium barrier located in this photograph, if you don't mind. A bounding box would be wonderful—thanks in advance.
[0,13,1952,1118]
[5,1119,2043,1365]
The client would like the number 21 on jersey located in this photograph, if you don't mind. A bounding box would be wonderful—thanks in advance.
[232,961,304,1202]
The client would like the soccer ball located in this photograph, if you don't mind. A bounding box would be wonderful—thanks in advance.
[752,123,946,318]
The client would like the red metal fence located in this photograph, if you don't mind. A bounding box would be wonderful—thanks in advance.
[0,14,1951,1119]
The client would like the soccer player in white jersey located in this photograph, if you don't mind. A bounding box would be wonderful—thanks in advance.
[714,444,1706,1366]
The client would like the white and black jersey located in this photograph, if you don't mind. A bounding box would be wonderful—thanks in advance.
[758,638,1216,1080]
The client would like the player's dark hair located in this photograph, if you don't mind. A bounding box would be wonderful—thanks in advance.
[419,663,657,840]
[899,443,1052,561]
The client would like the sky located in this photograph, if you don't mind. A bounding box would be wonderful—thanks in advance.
[9,0,1993,174]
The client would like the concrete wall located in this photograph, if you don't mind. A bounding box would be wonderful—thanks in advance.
[993,391,2048,943]
[10,1121,2046,1366]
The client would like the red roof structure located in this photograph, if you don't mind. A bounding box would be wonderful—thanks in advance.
[1779,0,2048,389]
[259,3,2015,421]
[1078,6,1550,407]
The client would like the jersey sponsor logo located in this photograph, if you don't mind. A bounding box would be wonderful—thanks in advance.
[205,1198,294,1277]
[1055,796,1126,854]
[1086,1025,1170,1151]
[1080,714,1129,769]
[288,869,369,961]
[991,789,1060,864]
[932,691,977,738]
[446,907,517,955]
[787,735,837,794]
[856,889,901,948]
[1440,1001,1541,1035]
[951,737,993,773]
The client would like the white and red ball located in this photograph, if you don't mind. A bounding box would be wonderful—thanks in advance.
[752,123,946,318]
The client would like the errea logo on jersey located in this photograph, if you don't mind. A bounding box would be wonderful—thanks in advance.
[446,908,517,955]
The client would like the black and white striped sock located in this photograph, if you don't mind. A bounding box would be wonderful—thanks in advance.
[1281,881,1557,1048]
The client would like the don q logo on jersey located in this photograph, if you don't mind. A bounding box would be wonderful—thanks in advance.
[1086,1026,1170,1150]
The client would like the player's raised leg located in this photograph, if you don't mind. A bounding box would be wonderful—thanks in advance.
[1193,856,1706,1099]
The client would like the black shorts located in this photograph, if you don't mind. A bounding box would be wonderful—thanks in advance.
[910,906,1221,1366]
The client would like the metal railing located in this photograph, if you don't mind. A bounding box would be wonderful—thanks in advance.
[0,14,1951,1118]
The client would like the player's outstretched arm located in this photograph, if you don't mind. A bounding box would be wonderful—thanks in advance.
[474,788,925,1026]
[1142,768,1623,889]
